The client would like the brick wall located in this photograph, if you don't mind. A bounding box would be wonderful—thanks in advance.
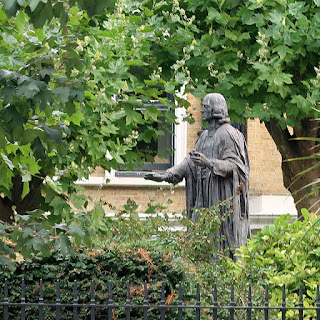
[186,93,202,153]
[80,185,186,213]
[247,119,289,196]
[81,95,289,212]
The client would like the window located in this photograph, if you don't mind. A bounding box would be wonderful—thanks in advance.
[109,95,187,184]
[76,95,187,186]
[115,99,175,177]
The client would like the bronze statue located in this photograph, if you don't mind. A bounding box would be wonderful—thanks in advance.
[145,93,250,255]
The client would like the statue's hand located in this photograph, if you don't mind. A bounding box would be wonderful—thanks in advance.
[144,172,167,182]
[190,151,211,167]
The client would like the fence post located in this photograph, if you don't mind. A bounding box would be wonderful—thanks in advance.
[247,283,252,320]
[264,284,269,320]
[160,282,165,320]
[230,283,235,320]
[282,284,286,320]
[195,283,201,320]
[125,280,131,320]
[55,280,61,320]
[3,278,9,320]
[73,280,78,320]
[90,280,95,320]
[212,283,218,320]
[108,281,114,320]
[178,282,183,320]
[143,281,149,320]
[298,284,303,320]
[21,279,26,320]
[316,285,320,320]
[39,279,44,320]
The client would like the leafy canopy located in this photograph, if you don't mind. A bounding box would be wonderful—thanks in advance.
[145,0,320,127]
[0,0,192,266]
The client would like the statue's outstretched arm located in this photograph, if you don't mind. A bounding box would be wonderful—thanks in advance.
[144,172,169,182]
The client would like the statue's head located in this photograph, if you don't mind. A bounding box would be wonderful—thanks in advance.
[201,93,229,122]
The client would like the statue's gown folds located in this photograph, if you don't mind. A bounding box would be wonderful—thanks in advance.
[166,123,250,252]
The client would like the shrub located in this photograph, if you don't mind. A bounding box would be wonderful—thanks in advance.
[0,242,196,319]
[230,210,320,319]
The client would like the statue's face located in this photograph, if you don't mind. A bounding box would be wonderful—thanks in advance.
[201,102,213,121]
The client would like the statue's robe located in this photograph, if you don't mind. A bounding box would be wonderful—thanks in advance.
[166,123,250,253]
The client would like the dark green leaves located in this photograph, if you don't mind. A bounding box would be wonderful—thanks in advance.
[2,0,115,27]
[0,0,192,268]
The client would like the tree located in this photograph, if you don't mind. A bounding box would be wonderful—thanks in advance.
[0,0,191,266]
[144,0,320,215]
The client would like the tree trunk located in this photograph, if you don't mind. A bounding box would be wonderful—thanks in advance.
[265,118,320,218]
[0,174,43,223]
[0,197,14,223]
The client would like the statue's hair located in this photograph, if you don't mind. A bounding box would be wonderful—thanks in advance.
[203,93,230,123]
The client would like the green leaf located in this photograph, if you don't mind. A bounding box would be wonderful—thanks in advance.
[66,109,84,126]
[0,255,15,269]
[22,227,34,238]
[15,10,26,33]
[124,106,143,125]
[54,234,72,256]
[50,196,67,213]
[53,87,70,104]
[2,0,18,17]
[139,128,156,143]
[101,124,119,136]
[273,73,292,86]
[273,45,290,60]
[69,193,87,210]
[143,105,160,121]
[268,10,283,25]
[65,101,75,116]
[0,129,7,148]
[29,0,42,12]
[81,0,115,17]
[225,30,238,41]
[1,153,14,170]
[31,237,44,251]
[40,124,63,144]
[16,82,41,99]
[68,225,85,238]
[21,181,29,199]
[206,7,226,25]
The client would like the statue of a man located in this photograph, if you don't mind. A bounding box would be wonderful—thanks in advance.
[145,93,250,253]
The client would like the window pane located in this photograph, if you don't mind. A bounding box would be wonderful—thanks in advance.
[116,103,174,176]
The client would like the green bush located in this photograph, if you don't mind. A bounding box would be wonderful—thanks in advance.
[227,210,320,319]
[4,199,320,320]
[0,243,196,319]
[174,209,320,319]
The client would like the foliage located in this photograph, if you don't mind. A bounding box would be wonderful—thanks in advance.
[0,242,196,319]
[169,0,320,126]
[96,199,259,319]
[226,211,320,319]
[94,201,320,319]
[4,194,320,319]
[143,0,320,213]
[0,0,193,265]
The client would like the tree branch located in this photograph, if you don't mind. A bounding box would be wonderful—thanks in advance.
[265,119,296,160]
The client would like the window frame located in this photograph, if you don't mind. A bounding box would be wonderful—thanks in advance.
[115,100,175,176]
[76,103,187,187]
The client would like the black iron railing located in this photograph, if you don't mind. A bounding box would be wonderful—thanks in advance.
[1,279,320,319]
